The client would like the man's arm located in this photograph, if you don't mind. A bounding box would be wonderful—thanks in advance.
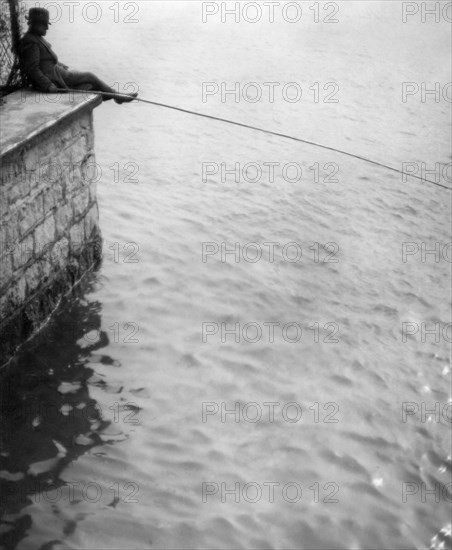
[20,41,56,91]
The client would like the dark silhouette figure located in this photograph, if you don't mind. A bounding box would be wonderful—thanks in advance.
[18,8,137,104]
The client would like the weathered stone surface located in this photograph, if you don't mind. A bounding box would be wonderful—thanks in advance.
[79,112,91,130]
[51,237,70,270]
[34,215,56,252]
[0,190,10,220]
[17,171,32,200]
[55,204,72,238]
[42,182,64,212]
[64,161,85,197]
[12,233,34,271]
[24,261,42,295]
[72,186,91,219]
[1,89,102,157]
[18,193,44,238]
[0,254,13,290]
[38,250,56,284]
[61,126,74,145]
[23,145,40,173]
[7,178,22,205]
[70,220,85,253]
[0,278,26,319]
[0,161,17,185]
[0,90,102,366]
[64,136,88,164]
[0,220,18,252]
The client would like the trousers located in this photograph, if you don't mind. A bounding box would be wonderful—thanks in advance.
[54,66,117,99]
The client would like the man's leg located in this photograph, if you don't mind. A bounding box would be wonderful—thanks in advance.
[63,71,136,102]
[63,71,115,98]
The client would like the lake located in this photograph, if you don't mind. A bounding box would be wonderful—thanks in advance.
[0,1,451,549]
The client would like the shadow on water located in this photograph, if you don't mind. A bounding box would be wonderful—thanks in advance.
[0,272,118,550]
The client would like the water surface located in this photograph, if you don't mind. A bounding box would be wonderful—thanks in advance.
[1,2,451,549]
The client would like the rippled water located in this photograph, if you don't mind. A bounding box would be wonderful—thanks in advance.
[1,2,451,549]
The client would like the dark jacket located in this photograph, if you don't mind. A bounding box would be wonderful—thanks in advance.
[18,32,68,91]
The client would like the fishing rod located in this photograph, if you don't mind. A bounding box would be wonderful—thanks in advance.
[57,88,451,191]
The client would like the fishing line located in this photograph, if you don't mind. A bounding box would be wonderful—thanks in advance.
[57,88,451,191]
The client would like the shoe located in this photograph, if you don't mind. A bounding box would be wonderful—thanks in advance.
[114,92,138,104]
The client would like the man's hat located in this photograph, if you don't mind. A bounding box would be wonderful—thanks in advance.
[26,8,52,26]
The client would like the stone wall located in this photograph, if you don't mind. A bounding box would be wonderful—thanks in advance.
[0,90,103,365]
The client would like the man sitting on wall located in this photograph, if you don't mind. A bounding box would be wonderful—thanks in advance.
[18,8,137,104]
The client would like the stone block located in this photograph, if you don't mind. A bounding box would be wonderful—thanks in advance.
[23,166,40,193]
[9,277,27,306]
[51,237,70,270]
[72,187,91,219]
[22,145,40,173]
[0,219,18,248]
[38,250,55,283]
[0,190,10,220]
[24,261,43,296]
[35,239,55,265]
[64,161,84,197]
[0,254,13,291]
[36,133,57,158]
[0,277,27,319]
[61,126,74,145]
[55,204,72,238]
[0,223,12,254]
[12,233,34,271]
[41,188,55,213]
[79,111,92,129]
[64,135,88,165]
[0,161,17,186]
[36,157,67,194]
[42,181,64,213]
[0,223,7,257]
[34,215,56,254]
[17,172,31,200]
[7,179,22,205]
[69,220,85,253]
[18,194,44,238]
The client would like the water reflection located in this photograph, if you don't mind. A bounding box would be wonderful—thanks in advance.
[430,525,452,550]
[0,274,116,549]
